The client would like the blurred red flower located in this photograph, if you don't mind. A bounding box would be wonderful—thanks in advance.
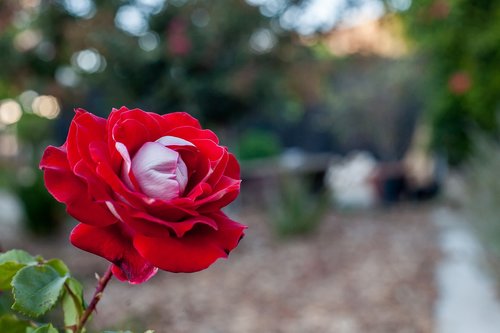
[448,71,471,95]
[167,19,192,57]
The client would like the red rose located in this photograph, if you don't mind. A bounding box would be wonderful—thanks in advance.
[40,107,245,284]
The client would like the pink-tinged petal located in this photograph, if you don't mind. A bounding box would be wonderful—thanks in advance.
[115,142,135,190]
[107,107,163,169]
[66,198,118,227]
[89,141,196,219]
[132,142,187,200]
[196,177,241,212]
[133,212,246,273]
[92,146,196,219]
[160,112,202,130]
[90,141,149,206]
[70,223,158,284]
[166,126,219,144]
[155,135,195,147]
[198,190,240,213]
[112,118,150,157]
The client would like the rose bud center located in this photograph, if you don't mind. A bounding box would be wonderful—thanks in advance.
[129,140,189,201]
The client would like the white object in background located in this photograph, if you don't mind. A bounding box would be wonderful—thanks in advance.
[325,151,377,209]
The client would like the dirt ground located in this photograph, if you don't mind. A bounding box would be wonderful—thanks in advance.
[4,204,439,333]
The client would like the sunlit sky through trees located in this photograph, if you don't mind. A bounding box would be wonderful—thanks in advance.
[60,0,412,37]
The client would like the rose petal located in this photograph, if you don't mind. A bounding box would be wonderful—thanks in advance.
[155,135,195,147]
[128,210,218,237]
[108,107,163,168]
[40,146,117,227]
[115,142,135,190]
[70,223,158,284]
[40,145,83,203]
[133,212,246,273]
[224,153,240,180]
[91,143,196,219]
[167,126,219,144]
[132,142,187,200]
[160,112,202,130]
[112,118,150,157]
[67,109,107,169]
[196,177,241,212]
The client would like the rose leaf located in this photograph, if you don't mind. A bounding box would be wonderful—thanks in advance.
[11,264,68,318]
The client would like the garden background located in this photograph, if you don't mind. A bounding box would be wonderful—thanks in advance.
[2,0,500,332]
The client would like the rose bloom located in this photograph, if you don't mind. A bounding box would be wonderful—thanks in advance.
[40,107,246,283]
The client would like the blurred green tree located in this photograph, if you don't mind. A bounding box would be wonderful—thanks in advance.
[0,0,324,128]
[400,0,500,164]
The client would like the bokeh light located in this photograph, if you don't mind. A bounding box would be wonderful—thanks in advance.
[32,95,60,119]
[18,90,39,111]
[71,49,106,74]
[0,100,23,125]
[61,0,96,18]
[249,28,277,53]
[138,32,160,52]
[13,29,42,52]
[115,5,148,36]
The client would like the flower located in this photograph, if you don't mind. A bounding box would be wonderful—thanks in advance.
[40,107,246,284]
[448,71,471,95]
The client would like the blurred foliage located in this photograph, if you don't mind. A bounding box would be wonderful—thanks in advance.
[238,129,282,160]
[0,0,326,233]
[400,0,500,164]
[16,173,63,235]
[0,0,322,127]
[267,175,329,237]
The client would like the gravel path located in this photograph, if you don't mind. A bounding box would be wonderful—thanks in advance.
[433,207,500,333]
[3,204,439,333]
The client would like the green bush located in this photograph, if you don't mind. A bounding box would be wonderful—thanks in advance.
[401,0,500,164]
[267,175,329,237]
[238,130,282,161]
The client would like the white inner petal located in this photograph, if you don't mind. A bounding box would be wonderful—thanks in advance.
[155,135,195,147]
[116,142,134,190]
[131,141,188,201]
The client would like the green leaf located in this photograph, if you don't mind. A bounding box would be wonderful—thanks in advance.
[0,290,13,315]
[0,314,34,333]
[31,323,59,333]
[46,259,70,277]
[0,250,42,290]
[62,278,85,333]
[11,264,68,318]
[0,262,25,290]
[0,250,37,265]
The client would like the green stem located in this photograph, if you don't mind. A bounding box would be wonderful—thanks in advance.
[75,265,114,333]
